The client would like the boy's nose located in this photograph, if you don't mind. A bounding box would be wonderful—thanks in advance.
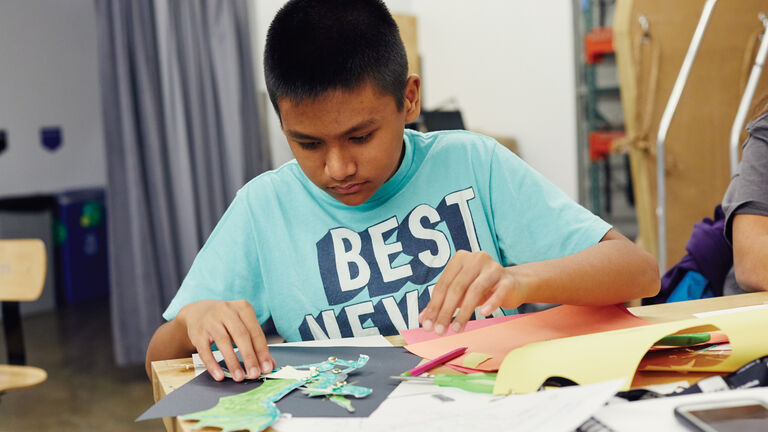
[324,146,357,181]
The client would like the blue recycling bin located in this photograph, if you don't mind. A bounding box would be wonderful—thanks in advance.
[55,189,110,304]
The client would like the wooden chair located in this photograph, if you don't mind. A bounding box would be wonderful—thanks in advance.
[0,239,47,393]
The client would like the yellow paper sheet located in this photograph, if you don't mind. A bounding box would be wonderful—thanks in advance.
[462,353,493,369]
[494,308,768,395]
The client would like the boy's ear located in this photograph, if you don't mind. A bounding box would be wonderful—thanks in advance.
[403,74,421,123]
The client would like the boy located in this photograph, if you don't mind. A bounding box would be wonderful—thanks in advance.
[146,0,659,383]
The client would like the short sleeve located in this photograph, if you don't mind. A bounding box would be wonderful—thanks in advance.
[722,113,768,243]
[489,144,612,266]
[163,190,270,323]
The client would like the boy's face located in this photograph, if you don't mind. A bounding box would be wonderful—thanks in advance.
[279,76,421,206]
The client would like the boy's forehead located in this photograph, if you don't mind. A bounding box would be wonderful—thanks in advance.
[278,83,397,135]
[280,82,391,111]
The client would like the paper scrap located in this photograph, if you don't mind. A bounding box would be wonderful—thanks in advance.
[406,304,651,372]
[446,364,487,374]
[650,331,729,351]
[327,394,355,412]
[494,308,768,394]
[263,366,313,381]
[462,353,493,369]
[182,378,300,432]
[639,343,731,372]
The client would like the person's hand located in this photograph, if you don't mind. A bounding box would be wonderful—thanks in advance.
[418,250,525,334]
[177,299,274,382]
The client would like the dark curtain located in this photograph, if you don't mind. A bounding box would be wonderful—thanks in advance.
[94,0,270,365]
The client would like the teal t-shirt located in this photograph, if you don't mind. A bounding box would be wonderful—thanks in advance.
[163,129,611,341]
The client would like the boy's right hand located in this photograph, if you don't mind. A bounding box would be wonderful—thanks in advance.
[177,299,274,382]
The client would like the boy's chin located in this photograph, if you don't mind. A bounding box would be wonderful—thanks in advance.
[329,191,373,206]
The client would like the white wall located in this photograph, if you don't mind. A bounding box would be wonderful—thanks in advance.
[250,0,580,199]
[250,0,294,168]
[406,0,580,199]
[0,1,579,199]
[0,0,106,198]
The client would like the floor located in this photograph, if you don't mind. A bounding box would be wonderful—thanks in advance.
[0,298,163,431]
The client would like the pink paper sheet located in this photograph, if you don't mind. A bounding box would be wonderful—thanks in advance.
[400,313,529,344]
[405,304,651,372]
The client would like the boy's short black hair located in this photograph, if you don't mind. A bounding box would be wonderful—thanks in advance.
[264,0,409,118]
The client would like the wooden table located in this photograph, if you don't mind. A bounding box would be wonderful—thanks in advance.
[150,292,768,432]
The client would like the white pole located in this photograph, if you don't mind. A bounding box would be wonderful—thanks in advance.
[655,0,718,272]
[730,14,768,177]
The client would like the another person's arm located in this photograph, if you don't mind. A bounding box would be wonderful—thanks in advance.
[723,111,768,292]
[731,214,768,291]
[419,229,659,334]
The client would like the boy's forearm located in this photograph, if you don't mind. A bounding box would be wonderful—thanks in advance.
[144,318,196,378]
[508,232,660,307]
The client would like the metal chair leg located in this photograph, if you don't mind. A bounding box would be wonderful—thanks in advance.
[2,302,26,366]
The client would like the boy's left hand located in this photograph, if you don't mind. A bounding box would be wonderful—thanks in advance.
[418,250,525,334]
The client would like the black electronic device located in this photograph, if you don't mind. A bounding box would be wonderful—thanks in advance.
[420,110,465,132]
[674,398,768,432]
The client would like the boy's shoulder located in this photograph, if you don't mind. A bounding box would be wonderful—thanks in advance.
[406,128,496,147]
[406,129,521,173]
[238,159,305,199]
[406,128,501,160]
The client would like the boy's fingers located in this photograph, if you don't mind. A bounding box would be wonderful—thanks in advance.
[421,256,462,328]
[434,265,478,333]
[195,339,224,381]
[433,289,461,334]
[269,354,277,370]
[217,342,243,382]
[209,324,243,382]
[481,282,510,316]
[238,307,273,374]
[224,315,260,380]
[452,272,497,331]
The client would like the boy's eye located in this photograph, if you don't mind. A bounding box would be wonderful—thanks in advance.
[298,141,321,150]
[349,133,372,144]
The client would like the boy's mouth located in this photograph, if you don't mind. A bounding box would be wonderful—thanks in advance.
[330,182,365,195]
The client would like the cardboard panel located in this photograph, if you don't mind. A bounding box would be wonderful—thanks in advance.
[392,14,420,78]
[614,0,768,268]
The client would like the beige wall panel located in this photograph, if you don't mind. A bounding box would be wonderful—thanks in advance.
[393,14,421,77]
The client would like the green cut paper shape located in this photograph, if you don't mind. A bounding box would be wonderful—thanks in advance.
[182,378,302,432]
[327,394,356,412]
[182,355,372,432]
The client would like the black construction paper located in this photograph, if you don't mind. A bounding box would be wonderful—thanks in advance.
[137,346,419,421]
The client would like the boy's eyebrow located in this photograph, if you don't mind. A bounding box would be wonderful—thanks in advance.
[285,119,377,141]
